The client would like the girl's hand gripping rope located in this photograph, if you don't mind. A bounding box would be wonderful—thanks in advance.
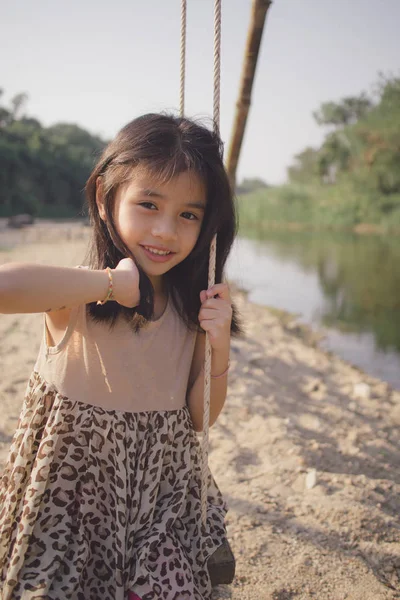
[199,283,232,351]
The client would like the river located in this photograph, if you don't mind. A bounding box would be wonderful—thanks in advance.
[227,231,400,390]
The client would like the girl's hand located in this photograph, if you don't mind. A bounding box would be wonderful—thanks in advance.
[112,258,140,308]
[199,283,232,350]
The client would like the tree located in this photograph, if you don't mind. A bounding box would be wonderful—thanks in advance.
[0,87,107,217]
[287,147,319,184]
[313,94,373,128]
[10,92,28,121]
[236,177,269,195]
[0,107,11,128]
[0,88,10,127]
[318,132,352,182]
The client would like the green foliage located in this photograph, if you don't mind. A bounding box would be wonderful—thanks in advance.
[236,177,270,195]
[313,93,373,127]
[246,74,400,232]
[286,147,319,184]
[10,92,28,121]
[0,90,107,217]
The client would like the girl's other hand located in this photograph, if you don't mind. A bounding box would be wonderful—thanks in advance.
[113,258,140,308]
[199,283,232,351]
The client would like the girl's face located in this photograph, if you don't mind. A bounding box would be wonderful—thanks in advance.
[99,169,206,291]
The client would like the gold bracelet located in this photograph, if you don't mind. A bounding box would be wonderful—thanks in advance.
[97,267,114,305]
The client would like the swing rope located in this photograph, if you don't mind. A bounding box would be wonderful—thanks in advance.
[201,0,221,527]
[212,0,222,133]
[179,0,222,527]
[179,0,186,118]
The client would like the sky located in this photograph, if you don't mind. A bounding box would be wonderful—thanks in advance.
[1,0,399,184]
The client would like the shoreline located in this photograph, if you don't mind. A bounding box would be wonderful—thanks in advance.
[0,229,399,598]
[232,283,395,393]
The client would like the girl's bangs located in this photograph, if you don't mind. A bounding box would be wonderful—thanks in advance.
[138,152,201,186]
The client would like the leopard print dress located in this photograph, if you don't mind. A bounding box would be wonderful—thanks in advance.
[0,300,228,599]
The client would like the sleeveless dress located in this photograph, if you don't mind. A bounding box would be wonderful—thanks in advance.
[0,298,228,600]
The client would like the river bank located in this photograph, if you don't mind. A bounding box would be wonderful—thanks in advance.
[0,224,399,599]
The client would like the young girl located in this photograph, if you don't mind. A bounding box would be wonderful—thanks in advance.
[0,113,240,600]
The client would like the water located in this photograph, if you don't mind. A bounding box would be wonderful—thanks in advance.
[227,231,400,390]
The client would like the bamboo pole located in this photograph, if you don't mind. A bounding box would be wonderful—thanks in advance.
[226,0,272,189]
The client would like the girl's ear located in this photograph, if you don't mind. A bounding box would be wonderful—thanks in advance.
[95,177,107,222]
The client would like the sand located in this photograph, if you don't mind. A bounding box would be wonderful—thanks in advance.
[0,222,399,600]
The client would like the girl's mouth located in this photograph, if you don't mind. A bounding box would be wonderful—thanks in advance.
[141,245,176,263]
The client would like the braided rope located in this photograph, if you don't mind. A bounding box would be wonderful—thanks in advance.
[200,0,221,527]
[179,0,222,528]
[179,0,186,117]
[213,0,222,133]
[179,0,187,117]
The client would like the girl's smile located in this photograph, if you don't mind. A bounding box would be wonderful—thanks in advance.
[140,244,177,263]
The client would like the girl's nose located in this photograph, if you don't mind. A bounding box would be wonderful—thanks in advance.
[151,218,178,241]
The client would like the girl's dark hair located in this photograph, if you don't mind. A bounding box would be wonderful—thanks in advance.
[85,113,241,335]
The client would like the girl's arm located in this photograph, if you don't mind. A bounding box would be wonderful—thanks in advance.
[0,259,140,315]
[186,283,232,432]
[187,331,230,432]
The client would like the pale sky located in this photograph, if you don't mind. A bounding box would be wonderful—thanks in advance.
[1,0,399,184]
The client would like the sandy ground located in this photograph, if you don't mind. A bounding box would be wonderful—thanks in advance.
[0,223,399,600]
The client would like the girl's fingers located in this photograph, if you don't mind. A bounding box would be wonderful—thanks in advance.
[206,283,231,302]
[201,297,231,310]
[199,307,232,322]
[199,308,217,320]
[200,290,207,304]
[199,320,213,333]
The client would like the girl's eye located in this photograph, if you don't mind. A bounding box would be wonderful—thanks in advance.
[181,212,198,221]
[139,202,157,210]
[139,203,198,221]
